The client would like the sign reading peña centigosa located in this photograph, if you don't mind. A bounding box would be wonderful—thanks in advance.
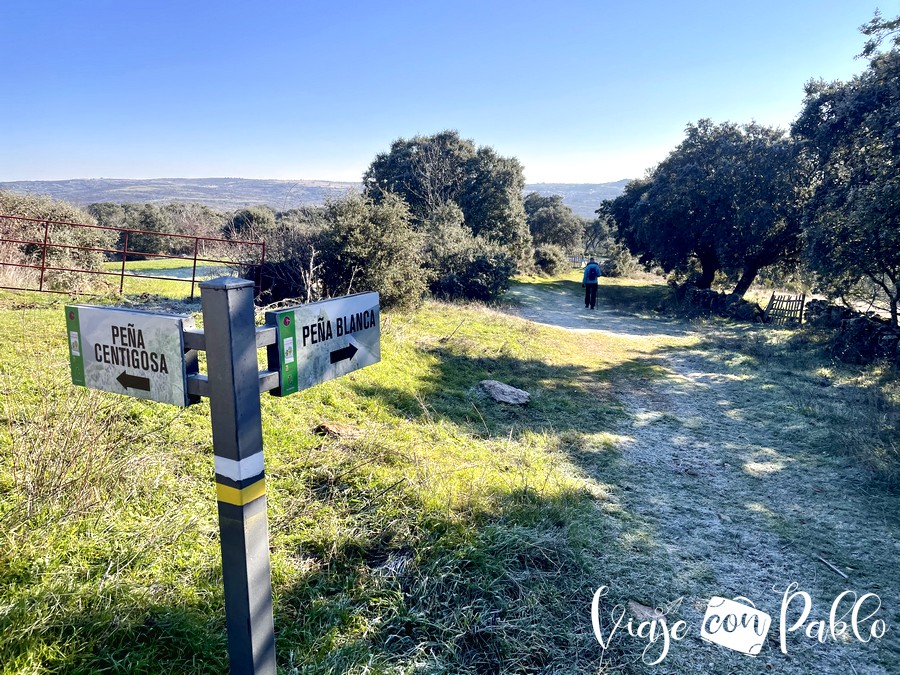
[62,284,382,673]
[65,304,193,406]
[266,292,380,396]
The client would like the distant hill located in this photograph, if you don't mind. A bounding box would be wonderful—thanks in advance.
[0,178,358,213]
[524,180,630,218]
[0,177,629,219]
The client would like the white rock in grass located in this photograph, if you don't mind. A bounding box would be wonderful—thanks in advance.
[480,380,530,405]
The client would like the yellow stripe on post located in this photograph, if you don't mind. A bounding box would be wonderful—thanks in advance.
[216,478,266,506]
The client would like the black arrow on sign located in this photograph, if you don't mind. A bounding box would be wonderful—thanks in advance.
[329,343,358,364]
[117,371,151,392]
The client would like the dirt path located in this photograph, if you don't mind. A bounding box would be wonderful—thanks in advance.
[507,282,900,674]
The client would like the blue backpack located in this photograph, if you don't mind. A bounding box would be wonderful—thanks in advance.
[586,264,600,282]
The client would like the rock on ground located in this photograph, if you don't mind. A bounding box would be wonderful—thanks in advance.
[479,380,530,405]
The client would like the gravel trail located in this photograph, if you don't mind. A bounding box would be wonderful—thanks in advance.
[507,282,900,674]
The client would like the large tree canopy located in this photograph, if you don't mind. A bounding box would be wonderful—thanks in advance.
[714,124,803,296]
[523,192,582,251]
[604,119,801,295]
[363,130,531,266]
[363,130,474,223]
[793,13,900,325]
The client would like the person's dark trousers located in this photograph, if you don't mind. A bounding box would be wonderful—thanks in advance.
[584,283,598,309]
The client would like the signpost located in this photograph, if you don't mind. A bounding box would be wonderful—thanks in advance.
[266,292,380,396]
[65,305,195,406]
[64,280,382,674]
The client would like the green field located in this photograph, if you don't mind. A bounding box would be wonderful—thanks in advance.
[0,276,652,673]
[99,258,236,299]
[1,273,898,674]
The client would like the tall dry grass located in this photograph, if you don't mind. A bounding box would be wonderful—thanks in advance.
[1,377,174,530]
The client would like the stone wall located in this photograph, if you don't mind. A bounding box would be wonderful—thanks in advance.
[674,285,762,322]
[806,299,900,366]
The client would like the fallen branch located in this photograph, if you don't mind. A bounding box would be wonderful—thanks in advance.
[817,555,848,579]
[439,319,465,343]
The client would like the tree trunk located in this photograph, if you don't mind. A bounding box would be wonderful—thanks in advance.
[731,263,761,298]
[695,250,718,289]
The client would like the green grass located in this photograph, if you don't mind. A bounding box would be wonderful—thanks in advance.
[0,258,233,306]
[512,269,673,315]
[2,272,898,673]
[0,284,658,673]
[700,323,900,485]
[98,258,234,298]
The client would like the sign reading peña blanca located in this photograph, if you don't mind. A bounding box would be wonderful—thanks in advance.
[65,304,194,406]
[266,291,380,396]
[63,281,384,674]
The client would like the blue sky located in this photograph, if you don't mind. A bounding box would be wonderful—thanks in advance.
[2,1,896,184]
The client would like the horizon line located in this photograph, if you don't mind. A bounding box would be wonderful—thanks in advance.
[0,176,634,186]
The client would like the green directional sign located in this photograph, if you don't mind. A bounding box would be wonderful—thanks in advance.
[65,305,193,406]
[266,292,380,396]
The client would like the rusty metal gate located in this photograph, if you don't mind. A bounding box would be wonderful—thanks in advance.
[0,214,265,298]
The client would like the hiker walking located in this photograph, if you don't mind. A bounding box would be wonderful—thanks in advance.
[582,257,601,309]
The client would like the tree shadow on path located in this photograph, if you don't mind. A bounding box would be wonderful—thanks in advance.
[497,278,900,674]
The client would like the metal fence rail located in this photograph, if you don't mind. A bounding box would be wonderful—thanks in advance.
[0,214,265,298]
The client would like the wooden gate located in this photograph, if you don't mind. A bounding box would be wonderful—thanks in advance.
[763,292,806,325]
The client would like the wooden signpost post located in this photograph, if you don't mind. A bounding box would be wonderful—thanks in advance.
[65,278,381,675]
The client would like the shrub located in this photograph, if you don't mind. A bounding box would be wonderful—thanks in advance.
[424,203,516,302]
[163,202,228,240]
[256,211,325,304]
[433,242,516,302]
[317,193,427,310]
[227,206,277,239]
[259,196,516,307]
[90,202,230,259]
[120,203,181,258]
[533,244,568,276]
[1,379,166,527]
[600,242,641,278]
[253,194,427,307]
